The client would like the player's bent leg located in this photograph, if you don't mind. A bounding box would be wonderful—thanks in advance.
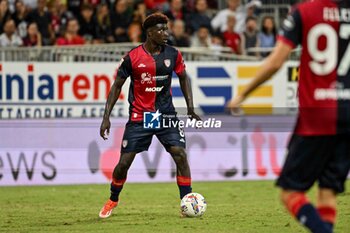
[168,146,192,199]
[168,146,191,177]
[276,135,339,232]
[280,189,331,233]
[316,188,337,231]
[315,134,350,231]
[99,152,137,218]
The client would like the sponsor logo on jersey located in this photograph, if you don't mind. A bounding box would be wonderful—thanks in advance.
[145,86,164,92]
[141,73,168,85]
[314,82,350,100]
[141,72,153,84]
[138,63,146,68]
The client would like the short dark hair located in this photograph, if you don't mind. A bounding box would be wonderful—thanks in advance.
[142,13,168,31]
[81,3,93,11]
[245,16,257,23]
[66,17,78,27]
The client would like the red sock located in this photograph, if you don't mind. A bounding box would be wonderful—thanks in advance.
[317,206,336,225]
[111,178,126,188]
[177,176,192,199]
[285,192,309,216]
[284,193,331,232]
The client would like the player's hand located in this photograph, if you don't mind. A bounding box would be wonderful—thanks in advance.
[226,95,245,116]
[187,109,202,122]
[100,118,111,140]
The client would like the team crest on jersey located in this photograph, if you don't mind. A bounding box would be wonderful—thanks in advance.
[141,72,153,84]
[122,140,128,148]
[164,59,171,67]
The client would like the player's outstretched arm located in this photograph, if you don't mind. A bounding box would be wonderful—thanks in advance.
[178,70,202,121]
[227,41,293,113]
[100,77,126,140]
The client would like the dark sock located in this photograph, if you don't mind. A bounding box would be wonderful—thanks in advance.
[296,204,331,233]
[177,176,192,199]
[285,193,331,233]
[109,178,126,202]
[324,222,333,232]
[317,206,336,233]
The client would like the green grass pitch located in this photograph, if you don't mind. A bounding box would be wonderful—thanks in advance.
[1,181,349,233]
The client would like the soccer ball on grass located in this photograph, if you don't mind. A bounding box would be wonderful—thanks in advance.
[180,193,207,217]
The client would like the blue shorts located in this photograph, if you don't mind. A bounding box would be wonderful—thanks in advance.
[276,134,350,193]
[120,119,186,153]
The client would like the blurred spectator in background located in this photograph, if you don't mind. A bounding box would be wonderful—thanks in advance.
[0,18,23,46]
[127,21,141,43]
[49,0,62,38]
[241,16,259,57]
[235,0,261,33]
[144,0,168,11]
[211,0,239,33]
[82,0,100,9]
[22,21,41,46]
[133,1,146,24]
[12,0,29,38]
[188,0,212,34]
[191,25,211,47]
[183,0,195,12]
[56,17,84,45]
[183,0,216,14]
[103,0,115,9]
[27,0,55,45]
[8,0,15,12]
[56,1,73,34]
[168,19,189,47]
[78,3,99,43]
[47,1,73,39]
[23,0,37,10]
[206,0,217,9]
[67,0,80,16]
[49,0,68,4]
[210,33,224,55]
[110,0,132,42]
[0,0,12,34]
[164,0,187,24]
[0,0,284,48]
[96,3,113,43]
[258,15,276,57]
[222,13,241,54]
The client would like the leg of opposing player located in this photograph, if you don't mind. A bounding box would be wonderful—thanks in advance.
[99,152,137,218]
[168,146,192,199]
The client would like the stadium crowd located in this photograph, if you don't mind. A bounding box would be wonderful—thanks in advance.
[0,0,298,57]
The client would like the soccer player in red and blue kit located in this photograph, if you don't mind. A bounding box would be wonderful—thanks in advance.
[228,0,350,232]
[98,13,201,218]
